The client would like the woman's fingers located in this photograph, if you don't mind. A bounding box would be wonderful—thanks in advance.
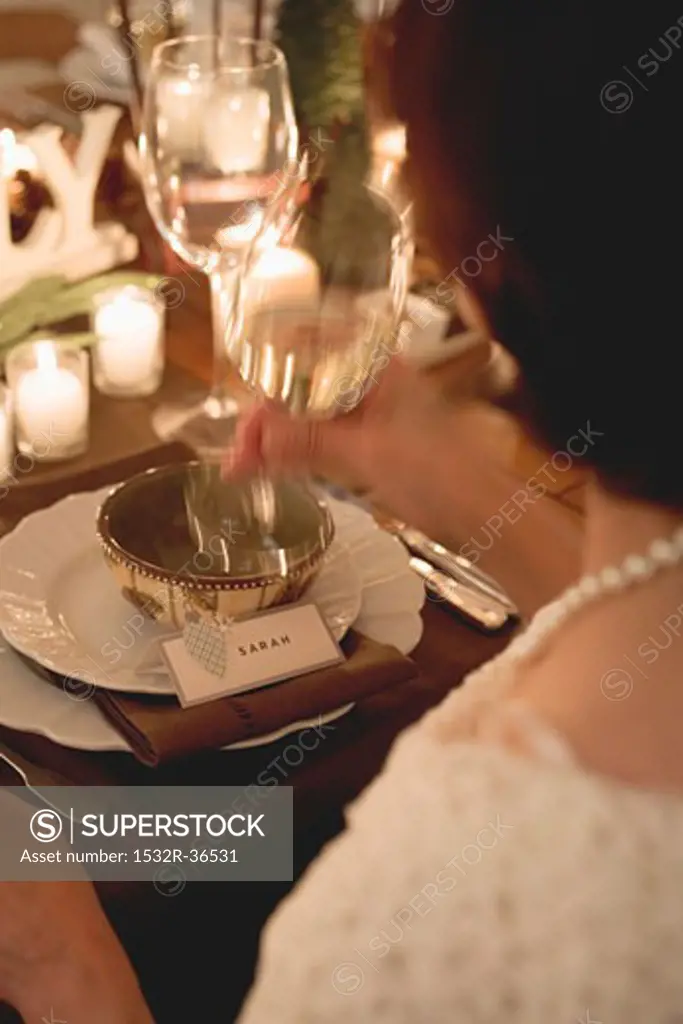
[222,359,420,483]
[224,402,368,483]
[224,404,267,477]
[259,410,329,474]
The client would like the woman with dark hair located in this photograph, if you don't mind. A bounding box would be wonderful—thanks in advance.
[233,1,683,1020]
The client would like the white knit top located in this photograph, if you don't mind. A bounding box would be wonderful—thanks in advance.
[238,608,683,1023]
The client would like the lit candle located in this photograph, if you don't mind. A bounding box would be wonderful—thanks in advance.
[92,287,164,396]
[202,86,270,174]
[243,247,320,313]
[10,341,89,460]
[371,123,408,194]
[373,125,407,163]
[157,70,208,156]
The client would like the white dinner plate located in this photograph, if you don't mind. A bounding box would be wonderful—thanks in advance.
[0,491,424,753]
[0,489,367,695]
[0,636,355,753]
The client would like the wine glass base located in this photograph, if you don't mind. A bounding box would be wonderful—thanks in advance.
[152,396,240,458]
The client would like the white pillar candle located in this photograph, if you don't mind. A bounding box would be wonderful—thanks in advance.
[243,247,321,313]
[202,86,271,174]
[92,287,164,396]
[11,342,89,460]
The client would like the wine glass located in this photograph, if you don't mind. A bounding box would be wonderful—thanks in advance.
[138,34,299,453]
[227,178,414,419]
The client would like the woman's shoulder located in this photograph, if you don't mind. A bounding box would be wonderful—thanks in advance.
[239,735,683,1024]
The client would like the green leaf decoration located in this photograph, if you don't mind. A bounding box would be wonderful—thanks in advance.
[43,273,163,328]
[0,275,68,317]
[0,302,44,354]
[0,271,165,355]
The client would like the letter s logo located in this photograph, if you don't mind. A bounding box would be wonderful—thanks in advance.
[30,809,63,843]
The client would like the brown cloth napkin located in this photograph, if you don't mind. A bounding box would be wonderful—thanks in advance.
[93,632,417,767]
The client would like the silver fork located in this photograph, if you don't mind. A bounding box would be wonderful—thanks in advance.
[0,744,74,821]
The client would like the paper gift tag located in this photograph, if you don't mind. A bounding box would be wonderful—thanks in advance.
[161,603,345,708]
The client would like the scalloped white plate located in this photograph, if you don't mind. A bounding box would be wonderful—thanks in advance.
[0,491,424,752]
[0,488,367,695]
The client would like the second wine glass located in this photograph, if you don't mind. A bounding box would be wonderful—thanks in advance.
[139,33,299,453]
[228,177,414,419]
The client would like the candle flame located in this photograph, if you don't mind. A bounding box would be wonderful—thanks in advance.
[35,341,58,373]
[374,125,407,162]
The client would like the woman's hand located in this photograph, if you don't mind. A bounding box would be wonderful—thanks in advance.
[0,881,154,1023]
[225,357,582,616]
[0,880,154,1024]
[226,359,464,536]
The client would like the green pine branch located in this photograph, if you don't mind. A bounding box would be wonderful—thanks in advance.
[275,0,365,130]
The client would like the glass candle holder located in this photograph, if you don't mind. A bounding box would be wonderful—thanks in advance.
[0,383,14,481]
[6,339,90,462]
[91,285,165,397]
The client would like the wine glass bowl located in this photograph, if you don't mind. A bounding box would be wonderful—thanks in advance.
[227,180,413,417]
[137,34,299,451]
[141,35,297,272]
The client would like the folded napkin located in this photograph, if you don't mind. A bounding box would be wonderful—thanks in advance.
[94,632,417,767]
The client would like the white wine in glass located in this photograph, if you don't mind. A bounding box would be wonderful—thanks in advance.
[228,180,413,417]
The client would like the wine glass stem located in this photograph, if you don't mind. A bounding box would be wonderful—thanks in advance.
[208,260,240,419]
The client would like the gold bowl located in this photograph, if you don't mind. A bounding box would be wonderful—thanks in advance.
[96,463,334,627]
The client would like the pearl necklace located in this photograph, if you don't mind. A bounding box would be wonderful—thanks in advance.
[523,523,683,653]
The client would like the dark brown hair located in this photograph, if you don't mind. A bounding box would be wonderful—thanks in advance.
[391,0,683,509]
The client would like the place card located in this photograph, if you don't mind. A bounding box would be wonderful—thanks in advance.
[161,603,345,708]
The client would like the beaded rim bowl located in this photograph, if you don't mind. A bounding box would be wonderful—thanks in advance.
[95,462,335,624]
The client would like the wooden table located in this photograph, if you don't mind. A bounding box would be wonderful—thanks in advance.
[0,15,586,1020]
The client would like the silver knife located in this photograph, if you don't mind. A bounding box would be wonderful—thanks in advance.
[410,557,511,632]
[398,526,518,615]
